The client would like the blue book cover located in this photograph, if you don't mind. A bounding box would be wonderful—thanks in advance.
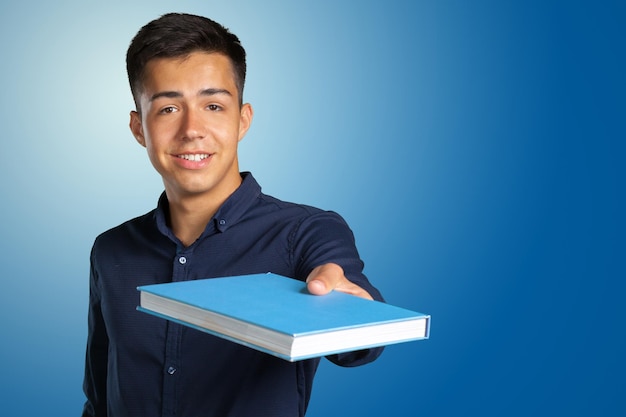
[137,273,430,361]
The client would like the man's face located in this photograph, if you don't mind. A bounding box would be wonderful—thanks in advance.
[130,52,252,202]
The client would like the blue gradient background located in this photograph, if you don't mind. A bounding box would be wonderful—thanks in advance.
[0,1,623,416]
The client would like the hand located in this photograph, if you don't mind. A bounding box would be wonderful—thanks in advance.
[306,263,373,300]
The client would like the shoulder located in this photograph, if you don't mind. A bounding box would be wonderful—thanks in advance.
[252,192,354,246]
[256,192,321,215]
[92,210,156,253]
[253,192,349,227]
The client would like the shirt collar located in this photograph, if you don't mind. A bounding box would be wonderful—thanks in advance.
[212,171,261,233]
[154,172,262,242]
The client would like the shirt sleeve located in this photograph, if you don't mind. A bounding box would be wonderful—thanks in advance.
[290,210,385,367]
[82,246,109,417]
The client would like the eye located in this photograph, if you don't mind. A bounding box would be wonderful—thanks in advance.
[207,104,222,112]
[158,106,178,115]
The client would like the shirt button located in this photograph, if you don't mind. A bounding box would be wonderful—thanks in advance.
[219,219,226,226]
[168,366,176,375]
[179,256,187,265]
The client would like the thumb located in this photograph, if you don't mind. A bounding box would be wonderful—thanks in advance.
[305,264,343,295]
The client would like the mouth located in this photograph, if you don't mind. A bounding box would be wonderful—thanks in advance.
[176,153,211,162]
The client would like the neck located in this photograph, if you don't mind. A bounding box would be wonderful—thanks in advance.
[166,177,243,247]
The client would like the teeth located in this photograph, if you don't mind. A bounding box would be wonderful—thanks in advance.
[179,154,210,162]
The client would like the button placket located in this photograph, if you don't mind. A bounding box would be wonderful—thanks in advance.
[173,250,190,283]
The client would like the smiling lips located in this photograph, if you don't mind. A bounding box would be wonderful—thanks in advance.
[177,153,211,162]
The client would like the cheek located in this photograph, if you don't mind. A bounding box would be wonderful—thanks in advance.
[208,124,239,146]
[143,124,173,153]
[142,136,169,169]
[145,146,164,172]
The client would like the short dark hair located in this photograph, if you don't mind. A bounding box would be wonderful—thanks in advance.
[126,13,246,111]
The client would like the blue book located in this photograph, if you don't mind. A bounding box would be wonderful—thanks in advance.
[137,273,430,361]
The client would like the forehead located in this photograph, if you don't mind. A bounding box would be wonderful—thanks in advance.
[141,52,238,96]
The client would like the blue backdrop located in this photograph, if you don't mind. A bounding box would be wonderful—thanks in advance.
[0,1,623,416]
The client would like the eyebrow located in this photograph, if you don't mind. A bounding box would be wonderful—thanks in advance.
[150,88,233,102]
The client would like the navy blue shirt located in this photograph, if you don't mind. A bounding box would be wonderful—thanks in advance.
[82,172,384,417]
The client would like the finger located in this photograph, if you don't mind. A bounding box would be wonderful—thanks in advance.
[332,280,374,300]
[307,279,328,295]
[306,263,343,295]
[306,263,374,300]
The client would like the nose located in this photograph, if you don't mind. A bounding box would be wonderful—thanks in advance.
[180,108,206,141]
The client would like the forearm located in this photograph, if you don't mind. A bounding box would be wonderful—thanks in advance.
[293,211,386,367]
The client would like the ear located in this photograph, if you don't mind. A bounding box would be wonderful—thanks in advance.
[238,103,254,142]
[129,111,146,147]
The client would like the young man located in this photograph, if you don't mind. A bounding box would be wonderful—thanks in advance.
[82,13,384,417]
